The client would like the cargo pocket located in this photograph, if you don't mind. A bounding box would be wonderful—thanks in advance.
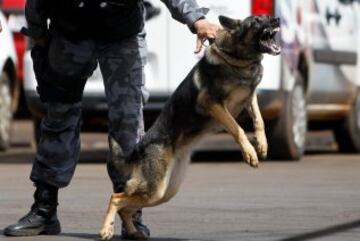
[48,32,97,80]
[31,43,90,103]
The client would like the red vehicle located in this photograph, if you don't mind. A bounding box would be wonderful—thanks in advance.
[0,0,26,114]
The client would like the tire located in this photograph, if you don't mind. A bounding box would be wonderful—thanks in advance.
[334,90,360,153]
[267,75,307,160]
[0,72,13,151]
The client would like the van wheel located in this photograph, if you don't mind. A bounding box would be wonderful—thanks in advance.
[0,72,13,151]
[266,77,307,160]
[334,90,360,152]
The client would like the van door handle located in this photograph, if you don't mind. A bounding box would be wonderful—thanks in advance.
[326,8,342,25]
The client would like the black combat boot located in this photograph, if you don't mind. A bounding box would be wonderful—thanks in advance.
[4,182,61,236]
[121,209,150,240]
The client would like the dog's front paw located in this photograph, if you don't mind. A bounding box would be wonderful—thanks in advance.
[100,224,115,241]
[241,142,259,168]
[255,132,268,160]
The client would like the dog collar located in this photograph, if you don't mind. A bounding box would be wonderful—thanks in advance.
[211,44,261,68]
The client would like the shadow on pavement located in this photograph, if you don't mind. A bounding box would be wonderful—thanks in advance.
[0,229,203,241]
[0,231,97,240]
[279,219,360,241]
[136,239,195,241]
[60,232,99,240]
[61,232,195,241]
[304,149,338,155]
[2,220,360,241]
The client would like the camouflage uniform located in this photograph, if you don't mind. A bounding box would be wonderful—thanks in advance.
[30,30,148,191]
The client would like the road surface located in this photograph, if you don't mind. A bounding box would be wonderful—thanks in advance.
[0,121,359,241]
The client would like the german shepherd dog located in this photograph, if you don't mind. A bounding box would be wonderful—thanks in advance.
[100,15,281,240]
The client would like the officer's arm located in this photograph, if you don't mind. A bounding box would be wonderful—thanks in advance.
[160,0,209,32]
[160,0,220,53]
[22,0,50,39]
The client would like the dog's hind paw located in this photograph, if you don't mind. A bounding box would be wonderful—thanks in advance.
[256,143,268,161]
[241,143,259,168]
[99,225,115,241]
[255,132,268,160]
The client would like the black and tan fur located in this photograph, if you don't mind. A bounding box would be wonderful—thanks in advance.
[100,15,281,240]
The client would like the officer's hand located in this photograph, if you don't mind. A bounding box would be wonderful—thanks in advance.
[33,37,49,48]
[193,19,220,54]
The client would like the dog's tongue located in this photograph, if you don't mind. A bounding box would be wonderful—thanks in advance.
[270,39,281,55]
[261,27,281,55]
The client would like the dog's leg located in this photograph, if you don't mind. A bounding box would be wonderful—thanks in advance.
[119,208,150,240]
[246,93,268,160]
[100,193,150,241]
[118,208,137,234]
[206,101,259,167]
[100,193,126,241]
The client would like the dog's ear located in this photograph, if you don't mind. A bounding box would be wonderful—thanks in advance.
[219,15,240,30]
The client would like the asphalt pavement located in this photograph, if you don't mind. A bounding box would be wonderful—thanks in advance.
[0,121,359,241]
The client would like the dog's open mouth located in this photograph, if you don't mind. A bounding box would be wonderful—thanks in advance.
[259,26,281,55]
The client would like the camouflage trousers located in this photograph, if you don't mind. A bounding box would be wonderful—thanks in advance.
[30,31,148,192]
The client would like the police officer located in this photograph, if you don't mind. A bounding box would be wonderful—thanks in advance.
[4,0,219,239]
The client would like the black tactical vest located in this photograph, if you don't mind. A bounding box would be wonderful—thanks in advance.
[50,0,144,42]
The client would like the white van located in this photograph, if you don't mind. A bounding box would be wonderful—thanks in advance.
[23,0,360,159]
[0,10,17,151]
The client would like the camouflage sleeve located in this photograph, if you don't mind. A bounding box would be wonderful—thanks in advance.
[22,0,50,38]
[160,0,209,33]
